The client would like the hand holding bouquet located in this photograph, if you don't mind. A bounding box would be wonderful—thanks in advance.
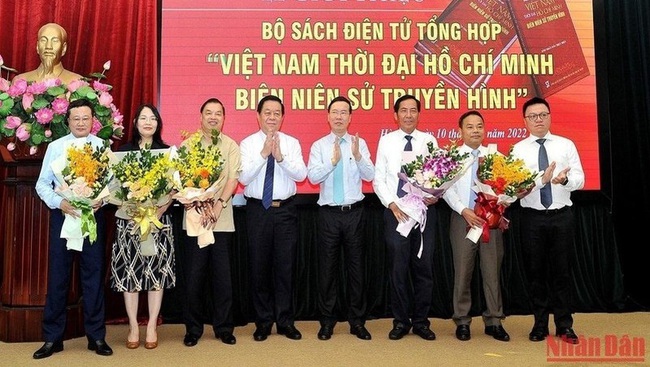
[52,138,115,250]
[472,145,540,241]
[110,147,176,255]
[397,141,470,257]
[172,130,224,247]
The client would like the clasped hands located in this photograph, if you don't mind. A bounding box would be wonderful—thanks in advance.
[522,162,571,200]
[331,133,362,165]
[261,131,283,162]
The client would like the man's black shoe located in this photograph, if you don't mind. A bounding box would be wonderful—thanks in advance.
[556,327,579,344]
[33,341,63,359]
[318,325,333,340]
[388,325,410,340]
[253,325,271,341]
[413,326,436,341]
[529,327,549,342]
[350,324,372,340]
[217,331,236,345]
[183,333,200,346]
[455,325,471,341]
[87,339,113,356]
[277,325,302,340]
[485,325,510,342]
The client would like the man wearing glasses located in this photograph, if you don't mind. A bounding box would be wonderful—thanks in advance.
[512,96,585,345]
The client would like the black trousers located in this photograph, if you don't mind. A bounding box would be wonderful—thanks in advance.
[43,208,107,342]
[182,231,234,337]
[383,207,436,329]
[520,207,574,329]
[246,199,298,328]
[317,205,366,327]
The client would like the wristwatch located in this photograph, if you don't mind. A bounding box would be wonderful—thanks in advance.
[217,198,228,208]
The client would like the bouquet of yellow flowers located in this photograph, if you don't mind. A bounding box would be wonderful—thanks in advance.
[51,138,115,250]
[110,147,176,255]
[471,145,540,241]
[476,145,539,204]
[172,130,224,246]
[396,140,470,257]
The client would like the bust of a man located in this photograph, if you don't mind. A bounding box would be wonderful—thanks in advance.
[13,23,83,85]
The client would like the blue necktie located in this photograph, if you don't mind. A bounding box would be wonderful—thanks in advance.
[537,139,552,208]
[333,138,345,204]
[397,135,413,197]
[469,149,479,208]
[262,155,275,209]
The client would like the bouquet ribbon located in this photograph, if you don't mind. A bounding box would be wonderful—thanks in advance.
[395,182,429,258]
[473,193,508,243]
[132,206,164,239]
[184,200,216,247]
[61,200,96,251]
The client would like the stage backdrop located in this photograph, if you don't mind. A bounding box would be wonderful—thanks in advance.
[160,0,599,193]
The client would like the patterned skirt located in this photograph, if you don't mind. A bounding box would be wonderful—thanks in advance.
[110,214,176,292]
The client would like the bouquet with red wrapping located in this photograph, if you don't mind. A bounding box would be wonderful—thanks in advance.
[472,145,540,241]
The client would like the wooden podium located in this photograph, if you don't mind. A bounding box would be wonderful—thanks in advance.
[0,141,84,342]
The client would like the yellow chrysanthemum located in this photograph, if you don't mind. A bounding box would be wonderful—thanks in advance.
[173,131,224,190]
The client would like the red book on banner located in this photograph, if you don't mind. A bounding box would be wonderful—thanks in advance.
[414,0,518,92]
[506,0,589,97]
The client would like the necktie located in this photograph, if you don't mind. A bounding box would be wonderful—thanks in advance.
[397,135,413,197]
[537,139,552,208]
[333,138,345,204]
[262,155,275,209]
[468,149,479,208]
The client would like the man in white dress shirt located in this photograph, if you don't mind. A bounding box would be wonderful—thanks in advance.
[512,96,584,344]
[373,94,438,341]
[307,96,375,341]
[442,110,510,342]
[239,95,307,341]
[33,99,113,359]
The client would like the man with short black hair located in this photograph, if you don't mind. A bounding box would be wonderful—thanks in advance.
[307,96,374,341]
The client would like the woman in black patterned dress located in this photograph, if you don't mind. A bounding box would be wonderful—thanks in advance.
[110,104,175,349]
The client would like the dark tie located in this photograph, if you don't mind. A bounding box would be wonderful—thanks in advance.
[537,139,552,208]
[262,155,275,209]
[397,135,413,197]
[469,149,479,207]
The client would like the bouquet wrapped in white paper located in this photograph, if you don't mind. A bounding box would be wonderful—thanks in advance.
[52,138,115,250]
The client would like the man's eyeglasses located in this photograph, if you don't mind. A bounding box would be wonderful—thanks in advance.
[525,112,550,121]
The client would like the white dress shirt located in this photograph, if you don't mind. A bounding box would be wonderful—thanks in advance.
[511,132,585,210]
[373,129,438,208]
[307,132,375,206]
[443,144,486,214]
[239,130,307,200]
